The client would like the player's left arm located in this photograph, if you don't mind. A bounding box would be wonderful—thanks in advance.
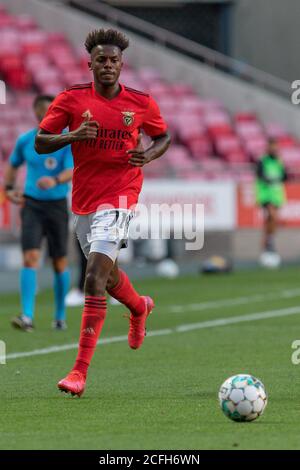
[128,96,170,167]
[127,132,171,167]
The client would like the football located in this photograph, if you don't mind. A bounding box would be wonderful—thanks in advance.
[218,374,268,422]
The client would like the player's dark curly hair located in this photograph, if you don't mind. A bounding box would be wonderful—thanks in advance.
[85,29,129,54]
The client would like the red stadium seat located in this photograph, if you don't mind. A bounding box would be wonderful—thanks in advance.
[46,32,69,44]
[215,135,241,155]
[201,98,224,110]
[0,13,16,28]
[138,67,162,84]
[0,53,22,71]
[15,15,37,31]
[205,111,230,126]
[277,136,298,147]
[224,149,248,163]
[280,147,300,165]
[170,83,194,96]
[236,122,264,139]
[188,137,213,159]
[234,112,257,122]
[39,82,64,95]
[244,137,268,160]
[147,82,170,98]
[207,124,233,138]
[155,96,178,113]
[265,122,287,138]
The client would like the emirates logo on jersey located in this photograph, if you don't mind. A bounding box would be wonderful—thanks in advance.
[81,109,93,120]
[122,111,135,126]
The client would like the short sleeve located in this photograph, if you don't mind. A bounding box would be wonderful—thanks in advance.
[63,144,74,170]
[39,91,71,134]
[9,135,25,168]
[141,95,168,137]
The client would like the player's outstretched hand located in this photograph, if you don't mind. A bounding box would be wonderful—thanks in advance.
[127,133,151,167]
[5,189,25,206]
[70,120,99,141]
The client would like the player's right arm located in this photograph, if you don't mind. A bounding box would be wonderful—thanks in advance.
[4,134,27,205]
[35,122,99,154]
[34,91,99,154]
[35,129,73,153]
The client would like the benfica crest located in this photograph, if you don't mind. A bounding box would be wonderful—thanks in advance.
[81,109,93,120]
[122,111,135,126]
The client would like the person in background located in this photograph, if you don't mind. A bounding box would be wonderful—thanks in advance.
[65,238,87,307]
[255,138,287,263]
[4,94,73,331]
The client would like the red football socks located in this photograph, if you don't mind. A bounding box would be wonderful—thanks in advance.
[107,270,145,316]
[73,296,107,377]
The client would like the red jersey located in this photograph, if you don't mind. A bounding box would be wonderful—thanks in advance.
[39,82,167,214]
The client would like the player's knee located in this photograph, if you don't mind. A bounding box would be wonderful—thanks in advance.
[84,270,107,296]
[23,250,40,268]
[53,257,67,273]
[268,212,276,224]
[106,271,118,291]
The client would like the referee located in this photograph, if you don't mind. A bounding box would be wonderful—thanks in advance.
[4,95,73,331]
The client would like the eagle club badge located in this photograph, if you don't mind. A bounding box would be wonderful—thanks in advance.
[81,109,93,120]
[122,111,135,126]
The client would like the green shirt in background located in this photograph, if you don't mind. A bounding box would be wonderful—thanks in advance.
[255,154,287,207]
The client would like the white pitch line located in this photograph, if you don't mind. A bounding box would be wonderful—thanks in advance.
[14,287,300,315]
[166,288,300,313]
[4,305,300,362]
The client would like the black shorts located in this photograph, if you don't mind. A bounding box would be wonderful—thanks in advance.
[21,196,69,258]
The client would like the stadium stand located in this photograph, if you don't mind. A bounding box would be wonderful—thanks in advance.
[1,6,300,181]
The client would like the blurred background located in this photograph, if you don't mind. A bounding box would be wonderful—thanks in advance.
[0,0,300,292]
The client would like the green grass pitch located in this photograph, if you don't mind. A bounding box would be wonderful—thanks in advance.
[1,266,300,450]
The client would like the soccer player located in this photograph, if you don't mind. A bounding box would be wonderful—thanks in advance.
[255,138,287,261]
[4,95,73,332]
[35,29,170,396]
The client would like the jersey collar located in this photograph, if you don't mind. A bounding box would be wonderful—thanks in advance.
[92,81,124,102]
